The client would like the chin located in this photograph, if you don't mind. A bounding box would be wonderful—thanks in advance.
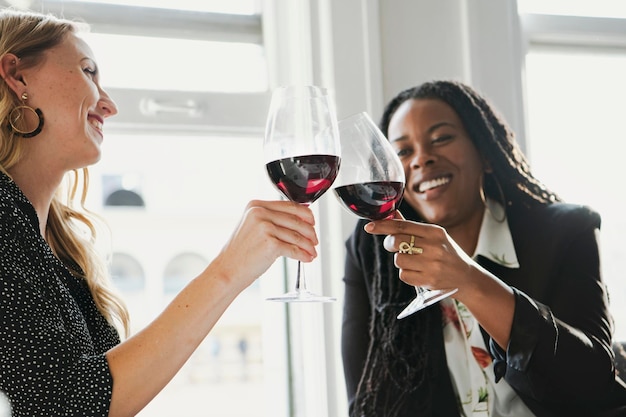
[81,153,102,168]
[414,205,450,226]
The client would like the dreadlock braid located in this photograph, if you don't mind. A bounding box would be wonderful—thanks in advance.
[352,215,440,417]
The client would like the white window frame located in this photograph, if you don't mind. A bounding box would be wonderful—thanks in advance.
[519,12,626,135]
[7,0,270,135]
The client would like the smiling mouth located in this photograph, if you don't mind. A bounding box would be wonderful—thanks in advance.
[418,175,451,193]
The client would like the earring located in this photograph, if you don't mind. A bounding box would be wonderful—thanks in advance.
[7,92,44,138]
[480,173,506,223]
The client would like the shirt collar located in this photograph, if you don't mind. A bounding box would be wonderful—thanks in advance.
[472,200,519,268]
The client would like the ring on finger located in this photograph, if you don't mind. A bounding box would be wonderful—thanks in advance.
[398,235,423,255]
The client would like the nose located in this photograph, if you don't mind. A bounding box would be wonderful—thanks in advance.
[98,88,118,117]
[410,144,436,169]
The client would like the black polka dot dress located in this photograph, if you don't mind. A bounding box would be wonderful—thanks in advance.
[0,172,121,416]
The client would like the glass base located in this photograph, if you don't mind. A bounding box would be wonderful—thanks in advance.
[397,288,458,319]
[266,290,336,303]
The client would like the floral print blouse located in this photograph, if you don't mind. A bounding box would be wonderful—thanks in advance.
[442,204,534,417]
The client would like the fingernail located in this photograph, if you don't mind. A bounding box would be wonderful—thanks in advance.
[364,222,374,232]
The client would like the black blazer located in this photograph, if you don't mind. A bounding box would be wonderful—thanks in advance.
[341,202,626,416]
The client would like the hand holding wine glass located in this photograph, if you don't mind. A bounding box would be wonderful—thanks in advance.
[264,85,341,302]
[333,112,457,319]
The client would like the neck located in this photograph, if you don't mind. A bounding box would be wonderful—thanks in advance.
[446,205,485,256]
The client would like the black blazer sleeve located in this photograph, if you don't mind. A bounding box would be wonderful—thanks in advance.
[488,203,626,412]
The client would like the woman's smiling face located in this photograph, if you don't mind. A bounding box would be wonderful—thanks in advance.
[19,32,118,171]
[387,98,486,229]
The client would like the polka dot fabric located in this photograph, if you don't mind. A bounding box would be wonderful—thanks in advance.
[0,172,121,416]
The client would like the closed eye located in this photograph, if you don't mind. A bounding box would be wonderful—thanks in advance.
[81,58,99,79]
[432,134,453,145]
[83,67,97,77]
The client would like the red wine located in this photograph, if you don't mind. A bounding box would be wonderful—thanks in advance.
[334,181,404,220]
[266,154,341,204]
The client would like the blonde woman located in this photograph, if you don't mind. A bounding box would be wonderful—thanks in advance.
[0,9,318,417]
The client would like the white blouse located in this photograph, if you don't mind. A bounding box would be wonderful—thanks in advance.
[441,201,535,417]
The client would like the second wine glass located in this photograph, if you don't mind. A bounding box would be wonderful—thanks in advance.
[333,112,457,319]
[333,112,405,221]
[264,85,341,302]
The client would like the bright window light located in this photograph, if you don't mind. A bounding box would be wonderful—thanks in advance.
[82,33,268,93]
[525,48,626,339]
[61,0,259,14]
[518,0,626,18]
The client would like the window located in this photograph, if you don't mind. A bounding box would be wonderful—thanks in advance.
[519,3,626,339]
[110,252,145,292]
[163,252,207,294]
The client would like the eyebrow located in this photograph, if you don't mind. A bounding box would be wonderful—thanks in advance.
[389,121,457,143]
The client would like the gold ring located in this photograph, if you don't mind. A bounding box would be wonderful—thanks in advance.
[398,235,423,255]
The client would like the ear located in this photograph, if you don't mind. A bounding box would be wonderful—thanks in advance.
[0,53,27,96]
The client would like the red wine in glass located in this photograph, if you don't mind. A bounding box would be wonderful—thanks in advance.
[266,154,341,205]
[264,85,341,302]
[333,180,404,220]
[334,111,457,319]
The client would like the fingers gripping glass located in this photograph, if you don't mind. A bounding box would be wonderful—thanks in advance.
[264,85,341,302]
[395,234,458,319]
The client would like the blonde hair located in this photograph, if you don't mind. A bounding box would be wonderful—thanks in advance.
[0,9,130,337]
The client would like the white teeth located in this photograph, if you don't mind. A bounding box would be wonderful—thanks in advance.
[89,119,102,130]
[419,176,450,192]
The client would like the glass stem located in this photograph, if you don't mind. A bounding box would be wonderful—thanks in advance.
[294,261,307,294]
[415,286,426,299]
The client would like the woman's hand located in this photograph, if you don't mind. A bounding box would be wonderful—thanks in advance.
[212,199,318,290]
[364,212,515,348]
[364,216,474,295]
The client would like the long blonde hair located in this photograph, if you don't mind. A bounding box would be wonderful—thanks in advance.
[0,9,130,337]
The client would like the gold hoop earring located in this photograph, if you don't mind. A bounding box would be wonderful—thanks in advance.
[480,173,506,223]
[7,105,44,138]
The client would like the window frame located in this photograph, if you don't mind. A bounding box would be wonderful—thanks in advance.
[0,0,270,135]
[520,13,626,49]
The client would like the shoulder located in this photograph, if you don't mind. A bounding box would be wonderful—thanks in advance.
[509,202,601,231]
[0,177,35,255]
[0,173,24,211]
[0,182,18,222]
[0,180,12,207]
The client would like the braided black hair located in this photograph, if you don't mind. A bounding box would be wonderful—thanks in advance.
[351,80,560,417]
[379,80,560,207]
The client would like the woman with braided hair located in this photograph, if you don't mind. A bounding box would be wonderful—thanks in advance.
[341,80,626,416]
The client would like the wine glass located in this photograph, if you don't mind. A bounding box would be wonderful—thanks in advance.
[264,85,341,302]
[333,112,405,221]
[332,112,457,319]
